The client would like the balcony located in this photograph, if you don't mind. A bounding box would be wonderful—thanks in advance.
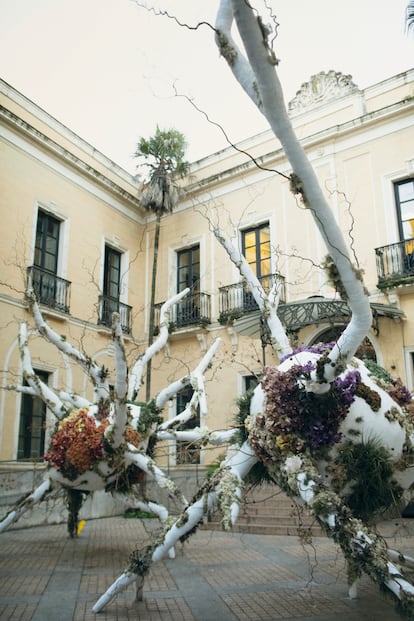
[154,291,211,332]
[98,295,132,334]
[218,273,286,323]
[28,266,71,313]
[375,239,414,290]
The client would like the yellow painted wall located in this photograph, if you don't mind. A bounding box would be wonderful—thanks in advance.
[2,70,414,466]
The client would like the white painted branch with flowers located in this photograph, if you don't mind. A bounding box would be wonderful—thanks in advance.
[26,287,110,400]
[4,4,414,620]
[92,440,258,613]
[92,2,414,617]
[1,286,225,543]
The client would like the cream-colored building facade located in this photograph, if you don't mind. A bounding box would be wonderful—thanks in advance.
[1,68,414,471]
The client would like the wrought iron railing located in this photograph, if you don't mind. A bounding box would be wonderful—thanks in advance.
[154,291,211,331]
[98,295,132,333]
[375,239,414,289]
[27,266,71,313]
[218,273,285,322]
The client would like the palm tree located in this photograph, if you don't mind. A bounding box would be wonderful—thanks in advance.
[135,127,189,400]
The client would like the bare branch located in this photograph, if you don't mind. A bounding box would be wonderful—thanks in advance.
[213,226,292,357]
[128,288,190,400]
[18,322,69,419]
[26,287,110,398]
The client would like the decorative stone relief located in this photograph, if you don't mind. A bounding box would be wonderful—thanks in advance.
[288,71,358,113]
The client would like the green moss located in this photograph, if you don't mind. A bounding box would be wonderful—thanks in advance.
[124,509,157,519]
[333,439,403,521]
[134,399,163,434]
[363,359,392,384]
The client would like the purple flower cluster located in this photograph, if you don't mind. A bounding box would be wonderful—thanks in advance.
[334,370,361,406]
[251,361,361,459]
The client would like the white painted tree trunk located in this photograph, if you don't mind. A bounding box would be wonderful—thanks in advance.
[216,0,372,381]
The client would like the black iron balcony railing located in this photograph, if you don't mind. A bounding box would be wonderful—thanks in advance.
[154,291,211,332]
[98,295,132,334]
[218,273,286,323]
[27,266,71,313]
[375,239,414,289]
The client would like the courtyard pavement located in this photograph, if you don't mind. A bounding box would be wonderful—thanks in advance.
[1,516,413,621]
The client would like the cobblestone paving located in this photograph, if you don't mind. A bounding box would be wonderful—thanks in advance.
[0,516,412,620]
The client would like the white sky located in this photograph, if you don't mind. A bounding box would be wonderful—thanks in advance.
[1,0,412,174]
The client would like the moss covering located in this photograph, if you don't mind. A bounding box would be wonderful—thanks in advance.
[332,439,403,521]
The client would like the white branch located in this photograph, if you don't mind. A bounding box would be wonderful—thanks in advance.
[26,288,110,398]
[215,0,262,108]
[57,391,91,408]
[124,447,188,508]
[157,427,239,445]
[93,441,258,613]
[111,313,129,448]
[6,385,91,409]
[128,288,190,400]
[213,227,292,357]
[155,375,191,409]
[225,1,371,376]
[18,323,68,419]
[0,479,52,532]
[159,338,221,430]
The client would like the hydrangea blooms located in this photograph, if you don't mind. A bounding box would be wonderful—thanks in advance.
[45,408,109,480]
[251,363,360,459]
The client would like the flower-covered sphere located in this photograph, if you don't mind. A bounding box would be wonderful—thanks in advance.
[247,347,414,519]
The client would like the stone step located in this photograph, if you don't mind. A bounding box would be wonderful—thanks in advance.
[203,520,325,537]
[201,483,326,537]
[235,514,316,526]
[239,504,303,516]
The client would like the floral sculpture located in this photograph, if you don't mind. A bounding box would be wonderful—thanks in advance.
[0,287,228,539]
[3,2,414,619]
[90,1,414,616]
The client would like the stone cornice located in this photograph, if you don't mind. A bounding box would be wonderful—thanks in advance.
[0,105,144,216]
[184,97,414,200]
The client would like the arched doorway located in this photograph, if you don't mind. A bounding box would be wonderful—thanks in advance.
[309,327,377,362]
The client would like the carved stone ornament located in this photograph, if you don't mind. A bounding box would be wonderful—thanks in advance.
[288,70,358,113]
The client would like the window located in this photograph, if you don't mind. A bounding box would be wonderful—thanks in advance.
[99,246,131,332]
[243,374,259,393]
[177,245,200,292]
[395,178,414,241]
[98,245,131,332]
[176,386,200,465]
[241,223,271,292]
[176,245,201,326]
[17,370,49,460]
[35,210,60,273]
[30,210,70,312]
[103,246,121,301]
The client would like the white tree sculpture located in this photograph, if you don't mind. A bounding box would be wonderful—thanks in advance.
[0,286,231,542]
[89,1,414,617]
[3,2,414,619]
